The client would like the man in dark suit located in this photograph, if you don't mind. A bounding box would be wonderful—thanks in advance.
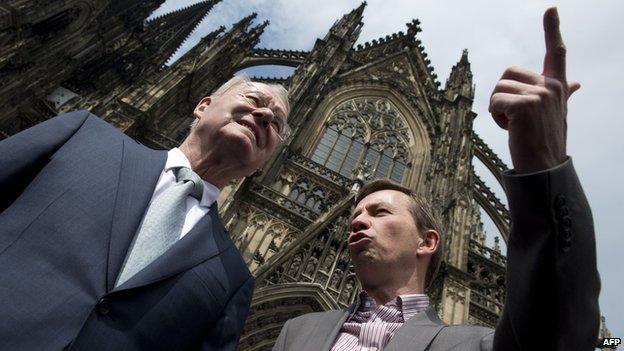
[273,8,600,351]
[0,75,290,350]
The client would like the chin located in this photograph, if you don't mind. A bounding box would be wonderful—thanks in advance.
[352,251,377,266]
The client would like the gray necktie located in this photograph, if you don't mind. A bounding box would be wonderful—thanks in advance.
[116,167,204,287]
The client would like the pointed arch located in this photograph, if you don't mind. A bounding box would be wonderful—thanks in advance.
[295,84,432,190]
[238,284,340,350]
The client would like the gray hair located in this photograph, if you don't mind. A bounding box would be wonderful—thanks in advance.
[189,74,290,130]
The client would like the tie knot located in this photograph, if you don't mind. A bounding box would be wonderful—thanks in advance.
[176,167,204,201]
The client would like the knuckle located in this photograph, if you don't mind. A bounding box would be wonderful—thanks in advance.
[493,80,507,92]
[535,86,552,98]
[545,78,565,95]
[513,95,540,111]
[502,66,520,77]
[553,44,567,56]
[525,95,542,108]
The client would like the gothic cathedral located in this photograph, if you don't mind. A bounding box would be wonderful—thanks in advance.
[1,1,516,350]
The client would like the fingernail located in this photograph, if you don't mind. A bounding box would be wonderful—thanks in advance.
[551,7,560,24]
[546,7,559,27]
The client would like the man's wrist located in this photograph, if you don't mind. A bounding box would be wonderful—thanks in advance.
[512,154,567,175]
[507,156,571,177]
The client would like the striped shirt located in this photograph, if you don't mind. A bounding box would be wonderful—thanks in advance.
[331,291,429,351]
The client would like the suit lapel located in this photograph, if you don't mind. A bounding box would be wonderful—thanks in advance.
[106,140,167,290]
[114,204,224,291]
[317,308,353,351]
[385,307,446,351]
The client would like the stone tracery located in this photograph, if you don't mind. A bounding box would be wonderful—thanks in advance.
[311,97,412,183]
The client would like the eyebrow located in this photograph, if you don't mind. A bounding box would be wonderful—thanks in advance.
[349,201,389,221]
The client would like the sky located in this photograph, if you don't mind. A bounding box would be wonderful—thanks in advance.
[153,0,623,338]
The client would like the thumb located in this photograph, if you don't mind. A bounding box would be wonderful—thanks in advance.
[568,81,581,96]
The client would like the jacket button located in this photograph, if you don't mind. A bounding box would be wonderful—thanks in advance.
[561,228,572,240]
[97,298,110,316]
[561,216,572,228]
[555,194,566,207]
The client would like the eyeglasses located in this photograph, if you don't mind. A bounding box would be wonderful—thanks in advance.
[241,92,291,142]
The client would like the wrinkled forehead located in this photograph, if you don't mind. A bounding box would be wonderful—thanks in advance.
[241,82,289,116]
[351,189,412,218]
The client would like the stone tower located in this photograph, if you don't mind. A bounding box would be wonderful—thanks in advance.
[228,4,510,349]
[5,1,599,350]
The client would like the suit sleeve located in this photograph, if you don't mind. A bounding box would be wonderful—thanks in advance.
[272,319,290,351]
[492,158,601,351]
[199,276,255,351]
[0,110,90,212]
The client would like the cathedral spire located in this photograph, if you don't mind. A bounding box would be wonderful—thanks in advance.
[327,2,366,42]
[232,13,258,31]
[244,20,269,48]
[141,0,221,68]
[445,49,474,100]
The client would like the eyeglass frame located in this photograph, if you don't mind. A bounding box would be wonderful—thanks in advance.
[238,88,291,142]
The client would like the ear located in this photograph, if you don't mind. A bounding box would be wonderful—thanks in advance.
[193,96,212,119]
[416,229,440,257]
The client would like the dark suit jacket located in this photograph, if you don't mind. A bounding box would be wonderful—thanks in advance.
[0,110,254,351]
[274,159,601,351]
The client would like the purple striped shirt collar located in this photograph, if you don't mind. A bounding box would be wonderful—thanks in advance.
[350,290,430,322]
[330,291,430,350]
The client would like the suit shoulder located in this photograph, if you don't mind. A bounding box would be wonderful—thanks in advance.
[51,110,120,138]
[441,324,494,339]
[286,309,346,328]
[71,110,146,146]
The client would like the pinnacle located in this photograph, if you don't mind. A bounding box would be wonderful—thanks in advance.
[234,13,258,30]
[146,0,220,24]
[196,25,226,46]
[345,2,367,22]
[355,2,367,15]
[244,20,270,47]
[327,1,366,43]
[460,49,469,63]
[142,0,221,67]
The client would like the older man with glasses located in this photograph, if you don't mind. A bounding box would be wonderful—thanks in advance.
[0,75,290,351]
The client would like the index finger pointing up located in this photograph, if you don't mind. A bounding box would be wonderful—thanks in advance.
[542,7,567,82]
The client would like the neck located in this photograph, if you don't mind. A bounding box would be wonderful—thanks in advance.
[357,261,425,306]
[179,139,240,189]
[362,281,424,306]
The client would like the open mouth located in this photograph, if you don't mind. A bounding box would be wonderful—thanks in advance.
[237,120,259,147]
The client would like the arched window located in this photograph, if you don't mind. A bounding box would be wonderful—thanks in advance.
[311,124,365,178]
[366,133,409,182]
[311,97,412,183]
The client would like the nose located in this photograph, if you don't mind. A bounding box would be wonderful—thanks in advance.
[350,214,370,233]
[252,107,275,129]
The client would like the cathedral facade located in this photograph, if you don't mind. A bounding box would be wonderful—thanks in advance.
[1,1,515,350]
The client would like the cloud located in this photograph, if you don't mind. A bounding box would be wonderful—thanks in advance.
[154,0,624,336]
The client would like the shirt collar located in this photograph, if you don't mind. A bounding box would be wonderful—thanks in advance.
[166,148,220,207]
[353,290,430,321]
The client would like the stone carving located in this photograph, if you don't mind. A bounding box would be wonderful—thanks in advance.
[322,248,336,272]
[310,96,412,182]
[304,256,318,277]
[288,254,302,277]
